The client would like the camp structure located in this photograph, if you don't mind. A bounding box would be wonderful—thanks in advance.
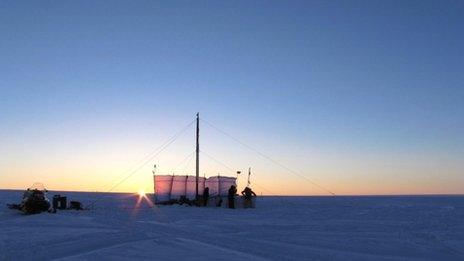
[153,175,236,204]
[152,113,239,206]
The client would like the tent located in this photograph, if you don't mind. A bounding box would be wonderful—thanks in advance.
[154,175,236,203]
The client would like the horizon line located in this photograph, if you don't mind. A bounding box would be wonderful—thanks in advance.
[0,188,462,197]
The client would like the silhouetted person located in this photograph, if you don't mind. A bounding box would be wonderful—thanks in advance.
[228,185,237,209]
[203,187,209,206]
[241,187,257,208]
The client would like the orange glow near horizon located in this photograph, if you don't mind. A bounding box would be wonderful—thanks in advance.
[1,144,463,196]
[1,166,463,196]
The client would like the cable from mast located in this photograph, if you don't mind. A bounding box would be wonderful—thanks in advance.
[201,118,336,196]
[88,119,195,208]
[200,149,274,195]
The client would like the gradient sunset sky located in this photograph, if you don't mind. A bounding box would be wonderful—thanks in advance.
[1,1,463,195]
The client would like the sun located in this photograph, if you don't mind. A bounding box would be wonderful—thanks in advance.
[138,189,146,197]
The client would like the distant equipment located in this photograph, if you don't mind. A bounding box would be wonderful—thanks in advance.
[7,184,52,214]
[52,195,67,210]
[69,201,83,210]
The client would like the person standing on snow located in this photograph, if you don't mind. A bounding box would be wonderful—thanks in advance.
[228,185,237,209]
[202,187,209,207]
[241,187,257,208]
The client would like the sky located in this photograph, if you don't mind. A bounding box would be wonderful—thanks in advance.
[0,0,463,195]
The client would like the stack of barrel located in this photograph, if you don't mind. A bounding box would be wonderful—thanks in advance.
[52,195,67,210]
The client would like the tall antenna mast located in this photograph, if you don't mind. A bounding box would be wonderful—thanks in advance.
[195,113,200,200]
[152,164,157,195]
[247,167,251,187]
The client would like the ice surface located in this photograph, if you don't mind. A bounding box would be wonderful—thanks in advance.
[1,190,463,260]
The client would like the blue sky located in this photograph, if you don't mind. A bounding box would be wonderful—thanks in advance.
[1,1,463,194]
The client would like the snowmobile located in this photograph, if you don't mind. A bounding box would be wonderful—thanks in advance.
[7,183,53,214]
[21,188,52,214]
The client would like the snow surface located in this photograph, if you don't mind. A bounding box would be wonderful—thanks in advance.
[1,190,463,260]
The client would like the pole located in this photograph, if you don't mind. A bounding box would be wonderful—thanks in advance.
[152,165,156,201]
[195,113,200,201]
[247,167,251,187]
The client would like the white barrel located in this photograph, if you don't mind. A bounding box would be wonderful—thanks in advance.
[171,175,188,199]
[154,175,173,202]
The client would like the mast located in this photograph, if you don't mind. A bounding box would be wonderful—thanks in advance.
[247,167,251,187]
[195,113,200,200]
